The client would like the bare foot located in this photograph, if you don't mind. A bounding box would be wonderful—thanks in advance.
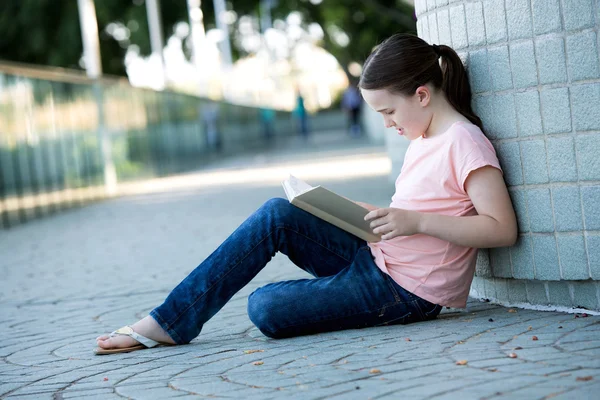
[96,315,176,350]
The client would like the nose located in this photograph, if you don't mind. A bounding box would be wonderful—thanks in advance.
[384,117,395,129]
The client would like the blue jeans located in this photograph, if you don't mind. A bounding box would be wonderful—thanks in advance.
[150,198,442,344]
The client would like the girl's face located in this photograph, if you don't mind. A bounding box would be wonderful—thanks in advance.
[361,87,432,141]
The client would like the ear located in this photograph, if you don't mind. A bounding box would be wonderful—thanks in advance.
[414,86,431,107]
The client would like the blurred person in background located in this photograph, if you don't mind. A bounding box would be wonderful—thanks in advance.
[341,82,363,137]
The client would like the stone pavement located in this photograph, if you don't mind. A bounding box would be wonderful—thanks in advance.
[1,132,599,399]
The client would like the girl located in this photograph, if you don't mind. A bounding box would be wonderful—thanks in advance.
[95,33,517,354]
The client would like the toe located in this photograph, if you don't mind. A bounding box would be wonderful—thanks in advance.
[97,335,139,350]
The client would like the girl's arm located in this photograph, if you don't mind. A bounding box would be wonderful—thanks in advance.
[366,167,518,248]
[419,167,517,247]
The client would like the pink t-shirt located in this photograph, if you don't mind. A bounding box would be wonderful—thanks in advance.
[368,121,502,308]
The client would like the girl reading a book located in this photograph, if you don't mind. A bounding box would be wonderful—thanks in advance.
[95,33,517,354]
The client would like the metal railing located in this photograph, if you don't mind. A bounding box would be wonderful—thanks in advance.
[0,62,295,228]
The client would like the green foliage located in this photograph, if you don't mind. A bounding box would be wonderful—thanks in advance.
[0,0,415,78]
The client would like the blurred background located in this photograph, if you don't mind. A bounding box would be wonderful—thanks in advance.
[0,0,416,228]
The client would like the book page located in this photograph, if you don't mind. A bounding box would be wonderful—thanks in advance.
[282,175,314,200]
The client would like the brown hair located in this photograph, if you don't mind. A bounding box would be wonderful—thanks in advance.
[359,33,483,131]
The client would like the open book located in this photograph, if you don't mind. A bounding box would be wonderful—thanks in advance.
[282,175,382,242]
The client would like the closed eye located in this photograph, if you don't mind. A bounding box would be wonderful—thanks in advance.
[385,110,395,115]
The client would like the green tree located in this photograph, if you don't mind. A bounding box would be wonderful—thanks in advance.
[0,0,415,78]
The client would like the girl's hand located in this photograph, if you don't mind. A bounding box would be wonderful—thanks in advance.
[364,208,422,240]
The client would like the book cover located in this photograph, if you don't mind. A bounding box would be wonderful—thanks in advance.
[282,175,382,243]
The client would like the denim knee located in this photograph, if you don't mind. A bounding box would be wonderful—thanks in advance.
[260,197,292,218]
[247,287,283,339]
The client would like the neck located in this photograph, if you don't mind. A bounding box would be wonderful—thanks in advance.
[424,97,469,139]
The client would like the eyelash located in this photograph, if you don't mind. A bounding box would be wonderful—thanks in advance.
[385,110,394,115]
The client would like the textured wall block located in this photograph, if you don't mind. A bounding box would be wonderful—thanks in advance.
[415,0,427,17]
[472,94,494,131]
[507,279,528,303]
[465,2,486,46]
[509,41,538,89]
[489,94,518,139]
[532,235,561,280]
[576,135,600,181]
[587,235,600,279]
[540,88,572,134]
[488,45,513,91]
[566,32,600,82]
[483,276,497,298]
[449,5,468,49]
[437,9,452,46]
[547,281,572,307]
[571,84,600,132]
[428,13,439,44]
[436,0,449,8]
[520,140,549,184]
[562,0,594,31]
[512,234,535,279]
[572,281,599,310]
[420,13,430,44]
[476,249,492,277]
[552,186,583,232]
[510,189,530,233]
[526,189,554,232]
[483,0,507,44]
[506,0,533,39]
[531,0,562,35]
[468,50,491,94]
[494,278,510,302]
[417,18,424,38]
[490,246,512,277]
[546,137,578,182]
[581,185,600,230]
[496,142,523,186]
[557,235,589,280]
[526,280,549,305]
[535,36,568,85]
[515,90,542,137]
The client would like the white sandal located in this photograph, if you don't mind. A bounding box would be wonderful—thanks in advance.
[94,325,165,355]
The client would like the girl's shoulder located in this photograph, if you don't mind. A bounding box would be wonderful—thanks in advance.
[447,121,494,148]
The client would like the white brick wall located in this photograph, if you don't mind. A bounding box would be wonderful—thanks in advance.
[411,0,600,310]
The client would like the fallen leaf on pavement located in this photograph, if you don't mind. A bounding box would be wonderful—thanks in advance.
[369,369,381,374]
[532,336,538,341]
[457,341,465,344]
[576,376,593,382]
[253,361,264,366]
[508,309,517,313]
[456,360,468,365]
[103,377,108,381]
[244,350,264,354]
[488,368,497,372]
[405,338,411,342]
[513,346,523,350]
[508,353,518,358]
[528,326,532,331]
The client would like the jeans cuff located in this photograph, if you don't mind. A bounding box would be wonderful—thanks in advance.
[149,309,184,345]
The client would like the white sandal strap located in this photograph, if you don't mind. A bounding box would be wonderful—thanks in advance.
[110,326,160,348]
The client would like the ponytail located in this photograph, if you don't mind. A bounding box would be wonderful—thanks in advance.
[437,45,483,131]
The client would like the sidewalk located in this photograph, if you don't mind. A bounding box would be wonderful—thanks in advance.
[1,131,598,399]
